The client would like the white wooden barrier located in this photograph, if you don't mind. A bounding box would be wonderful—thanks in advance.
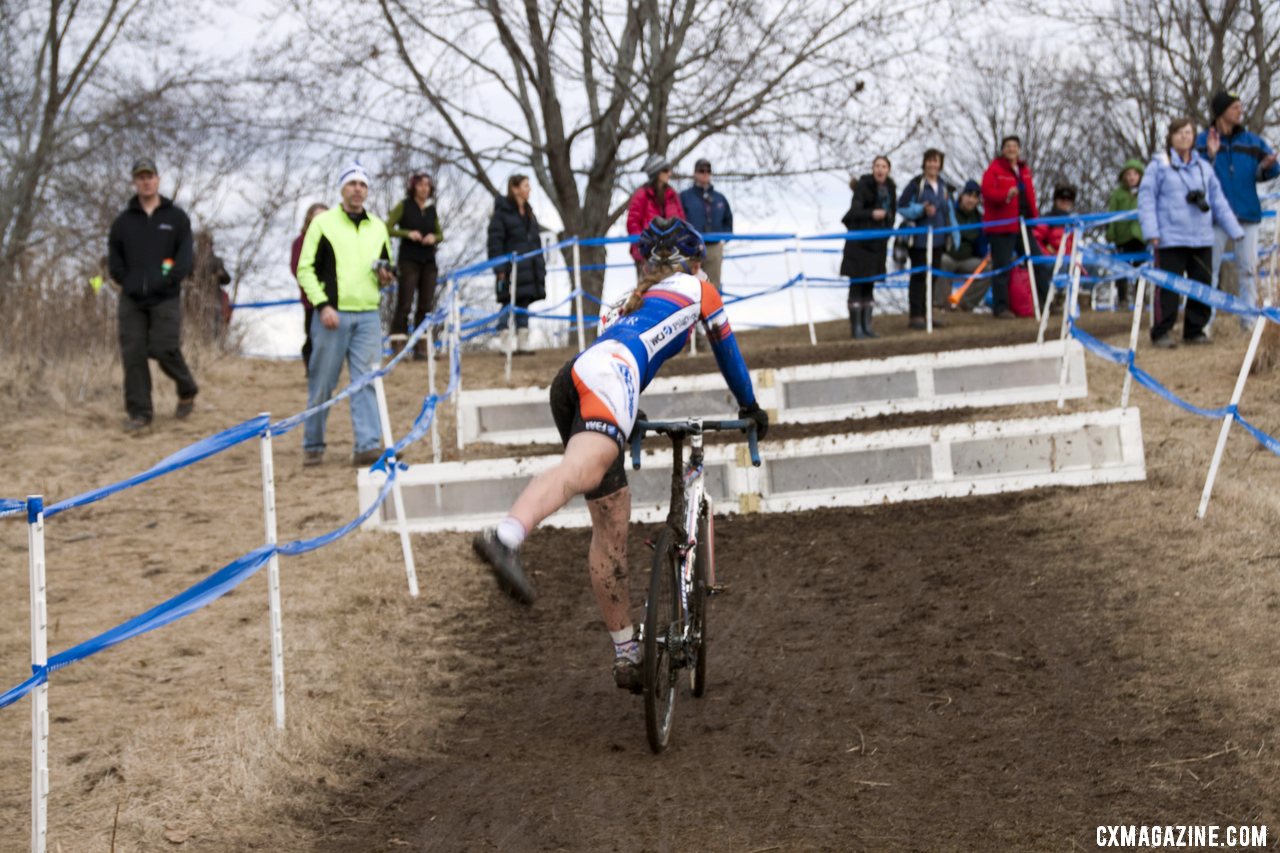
[456,340,1090,445]
[357,407,1144,532]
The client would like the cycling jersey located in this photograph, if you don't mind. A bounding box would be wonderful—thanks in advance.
[596,272,755,404]
[552,271,757,455]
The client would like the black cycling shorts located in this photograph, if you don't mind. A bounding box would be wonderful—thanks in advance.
[549,357,628,501]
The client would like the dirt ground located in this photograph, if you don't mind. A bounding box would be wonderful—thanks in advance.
[4,307,1280,851]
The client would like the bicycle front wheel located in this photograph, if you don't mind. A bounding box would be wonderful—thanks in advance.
[644,528,681,753]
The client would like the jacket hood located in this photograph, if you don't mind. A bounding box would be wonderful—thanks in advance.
[1118,158,1145,182]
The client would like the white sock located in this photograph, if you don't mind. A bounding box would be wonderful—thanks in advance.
[609,627,634,646]
[495,516,526,549]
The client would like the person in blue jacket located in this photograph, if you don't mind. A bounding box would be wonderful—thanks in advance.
[679,158,734,287]
[898,149,959,328]
[1195,92,1279,329]
[1139,117,1244,348]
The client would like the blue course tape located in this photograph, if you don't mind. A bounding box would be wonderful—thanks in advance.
[232,299,302,309]
[45,416,270,519]
[0,498,26,520]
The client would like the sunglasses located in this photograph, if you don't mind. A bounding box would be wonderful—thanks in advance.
[695,168,711,174]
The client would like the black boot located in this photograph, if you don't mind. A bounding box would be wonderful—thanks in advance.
[848,301,866,339]
[862,302,879,338]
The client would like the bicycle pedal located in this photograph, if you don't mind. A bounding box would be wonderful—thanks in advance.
[708,583,729,595]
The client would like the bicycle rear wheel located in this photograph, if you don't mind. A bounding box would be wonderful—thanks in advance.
[691,507,712,697]
[644,528,681,753]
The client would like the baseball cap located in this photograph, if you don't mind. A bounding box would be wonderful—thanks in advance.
[694,158,712,172]
[131,157,158,176]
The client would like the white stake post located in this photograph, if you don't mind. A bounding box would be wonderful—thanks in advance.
[1119,274,1148,409]
[572,239,586,353]
[1020,217,1042,322]
[257,416,286,730]
[426,324,443,508]
[1036,228,1071,344]
[1198,308,1268,519]
[1056,235,1084,410]
[1058,227,1083,343]
[27,496,48,853]
[373,376,420,597]
[794,237,817,345]
[925,228,934,334]
[451,280,465,451]
[781,240,798,326]
[505,254,518,384]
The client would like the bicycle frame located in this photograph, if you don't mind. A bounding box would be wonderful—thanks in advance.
[631,417,760,630]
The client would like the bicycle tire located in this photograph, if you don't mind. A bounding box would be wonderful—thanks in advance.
[691,507,712,697]
[644,528,681,753]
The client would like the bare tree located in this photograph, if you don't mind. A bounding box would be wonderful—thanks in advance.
[271,0,941,307]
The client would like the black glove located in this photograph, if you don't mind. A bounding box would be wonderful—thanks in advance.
[739,402,769,440]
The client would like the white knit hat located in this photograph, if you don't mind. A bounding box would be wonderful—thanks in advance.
[338,159,371,189]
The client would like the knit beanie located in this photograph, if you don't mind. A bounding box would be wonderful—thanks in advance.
[642,153,672,178]
[338,159,371,189]
[1211,91,1240,122]
[961,179,980,197]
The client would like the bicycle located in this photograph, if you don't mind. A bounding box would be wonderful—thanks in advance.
[628,417,761,753]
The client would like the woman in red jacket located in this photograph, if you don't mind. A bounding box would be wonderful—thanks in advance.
[981,136,1038,318]
[626,154,686,269]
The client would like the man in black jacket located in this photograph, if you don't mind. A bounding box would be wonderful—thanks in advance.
[107,157,199,431]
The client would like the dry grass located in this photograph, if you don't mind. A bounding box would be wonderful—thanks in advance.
[2,309,1280,849]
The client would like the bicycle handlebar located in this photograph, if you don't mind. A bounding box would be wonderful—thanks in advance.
[629,418,761,470]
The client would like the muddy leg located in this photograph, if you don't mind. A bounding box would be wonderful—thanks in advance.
[586,487,632,632]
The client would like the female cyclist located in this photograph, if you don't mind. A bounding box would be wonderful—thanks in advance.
[473,217,769,691]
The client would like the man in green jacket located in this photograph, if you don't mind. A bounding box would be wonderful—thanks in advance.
[296,160,395,467]
[1106,158,1145,307]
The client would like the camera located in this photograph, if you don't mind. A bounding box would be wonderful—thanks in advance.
[1186,190,1210,212]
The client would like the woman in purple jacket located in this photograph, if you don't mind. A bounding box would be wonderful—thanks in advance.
[1138,118,1243,348]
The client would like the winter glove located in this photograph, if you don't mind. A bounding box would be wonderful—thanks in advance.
[739,402,769,440]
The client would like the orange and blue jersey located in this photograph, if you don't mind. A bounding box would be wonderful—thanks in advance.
[595,272,756,406]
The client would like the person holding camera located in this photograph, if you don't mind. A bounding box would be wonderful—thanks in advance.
[295,160,394,466]
[1138,118,1243,348]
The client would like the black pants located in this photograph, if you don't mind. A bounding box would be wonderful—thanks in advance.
[118,295,198,420]
[1151,245,1213,342]
[392,259,439,335]
[844,245,885,303]
[1117,238,1145,304]
[989,233,1020,315]
[302,304,314,373]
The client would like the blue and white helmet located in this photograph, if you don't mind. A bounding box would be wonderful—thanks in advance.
[638,216,706,268]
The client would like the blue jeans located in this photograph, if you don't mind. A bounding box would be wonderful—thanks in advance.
[304,310,382,453]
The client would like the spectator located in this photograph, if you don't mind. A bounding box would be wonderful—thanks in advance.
[1032,184,1078,305]
[291,202,329,374]
[1138,118,1243,348]
[1105,160,1146,307]
[295,160,394,466]
[106,157,198,432]
[487,174,547,354]
[840,155,896,339]
[679,158,733,286]
[386,172,444,359]
[626,154,685,270]
[898,148,956,329]
[945,180,989,310]
[1197,91,1280,329]
[981,135,1039,319]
